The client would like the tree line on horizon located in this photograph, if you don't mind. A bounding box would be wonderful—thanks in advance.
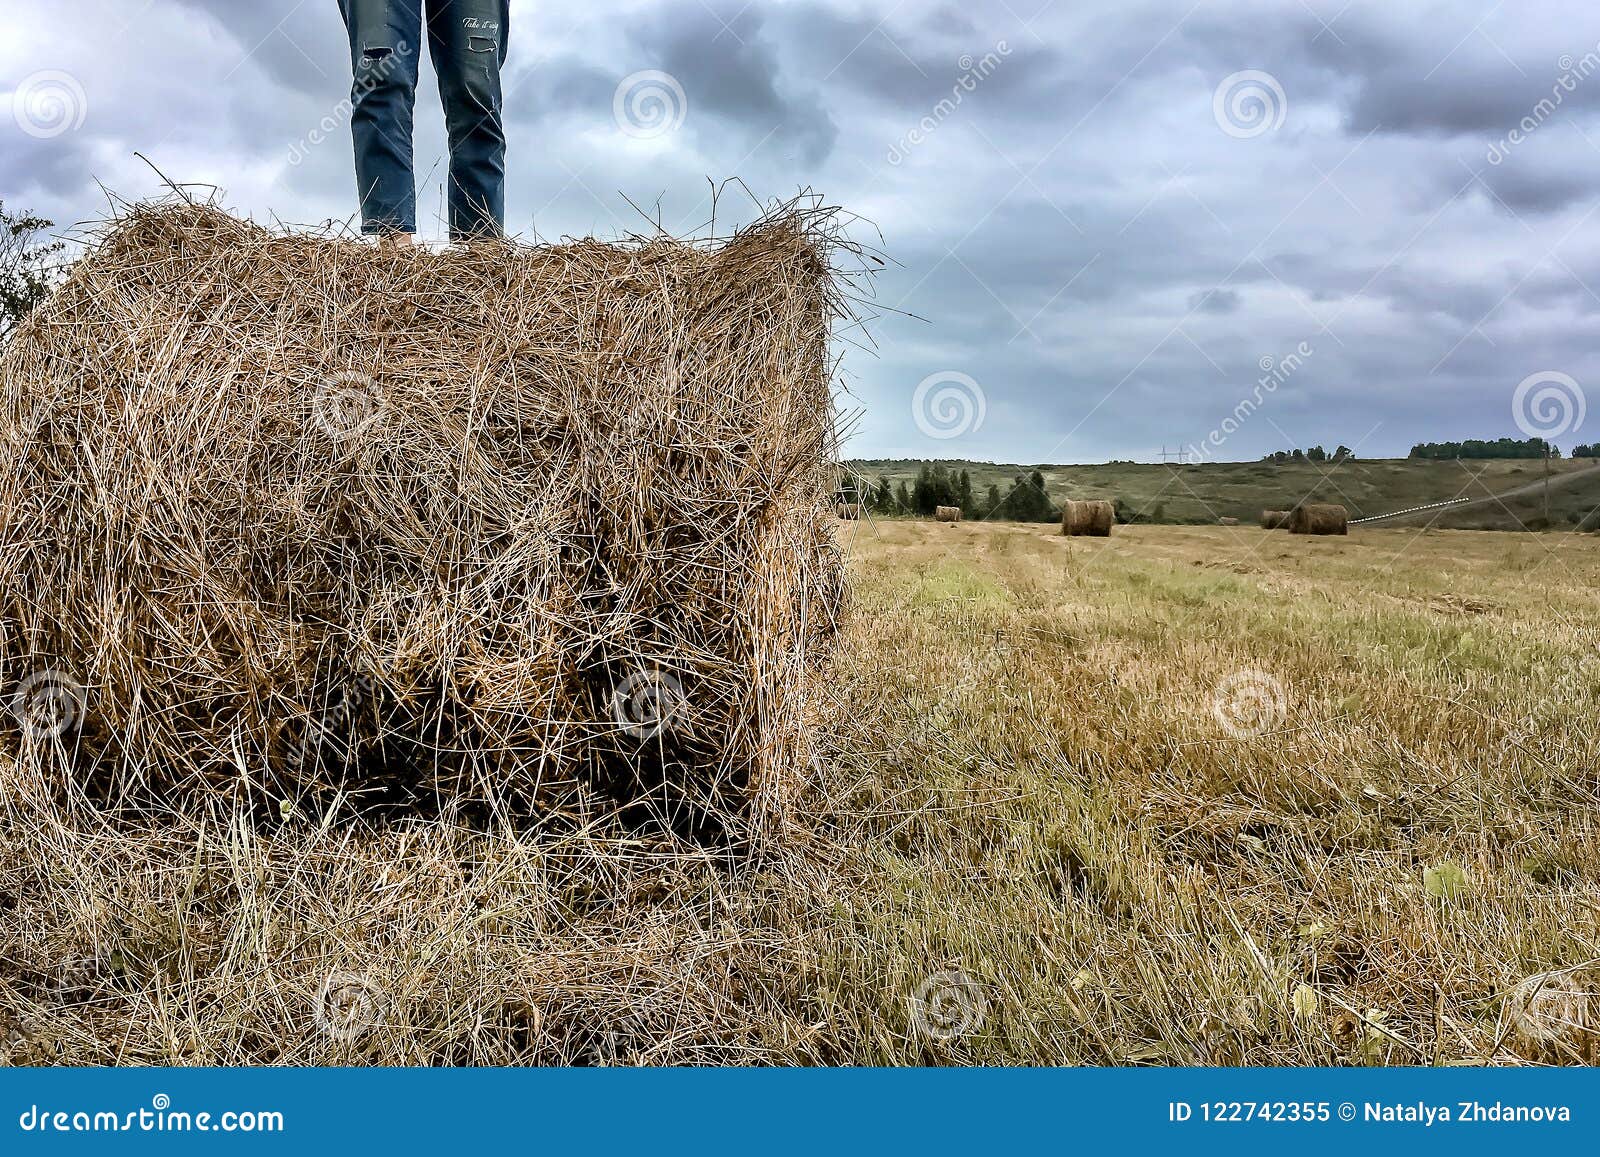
[1260,445,1353,463]
[1408,437,1569,460]
[841,463,1062,522]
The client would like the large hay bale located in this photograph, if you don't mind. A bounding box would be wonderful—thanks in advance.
[1218,516,1240,526]
[1061,499,1113,536]
[0,202,853,840]
[836,502,860,520]
[934,505,962,522]
[1290,503,1349,535]
[1260,509,1290,529]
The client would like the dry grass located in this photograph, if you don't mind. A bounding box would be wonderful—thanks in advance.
[5,521,1600,1065]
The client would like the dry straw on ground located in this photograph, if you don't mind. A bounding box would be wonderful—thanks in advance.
[1261,509,1290,529]
[0,197,863,843]
[1061,499,1113,537]
[837,503,860,520]
[1290,504,1349,536]
[934,505,962,523]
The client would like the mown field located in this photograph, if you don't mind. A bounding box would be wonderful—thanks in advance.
[851,456,1600,530]
[3,520,1597,1064]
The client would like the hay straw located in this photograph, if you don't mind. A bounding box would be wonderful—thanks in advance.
[1289,503,1349,536]
[0,197,861,844]
[1061,499,1113,537]
[1260,509,1290,530]
[934,505,962,523]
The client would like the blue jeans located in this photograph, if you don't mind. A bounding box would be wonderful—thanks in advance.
[338,0,509,240]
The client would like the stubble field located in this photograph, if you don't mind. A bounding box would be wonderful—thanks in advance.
[4,520,1597,1065]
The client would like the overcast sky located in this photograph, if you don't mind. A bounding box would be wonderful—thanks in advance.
[4,0,1600,462]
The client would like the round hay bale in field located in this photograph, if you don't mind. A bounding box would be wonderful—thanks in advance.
[836,502,860,520]
[0,201,857,842]
[1061,499,1113,536]
[934,505,962,522]
[1260,509,1290,529]
[1290,503,1349,535]
[1218,516,1240,526]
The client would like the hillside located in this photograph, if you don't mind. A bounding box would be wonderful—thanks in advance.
[847,457,1600,529]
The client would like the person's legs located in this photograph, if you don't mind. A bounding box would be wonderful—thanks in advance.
[427,0,509,241]
[339,0,424,238]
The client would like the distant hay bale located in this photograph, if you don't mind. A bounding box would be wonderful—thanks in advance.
[934,505,962,522]
[1218,516,1240,526]
[1290,503,1349,535]
[0,200,858,841]
[1260,509,1290,529]
[836,502,860,520]
[1061,499,1113,537]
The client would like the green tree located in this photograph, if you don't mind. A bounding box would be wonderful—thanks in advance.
[872,474,893,511]
[0,203,64,341]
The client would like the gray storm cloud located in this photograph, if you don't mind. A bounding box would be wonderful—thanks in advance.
[3,0,1600,461]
